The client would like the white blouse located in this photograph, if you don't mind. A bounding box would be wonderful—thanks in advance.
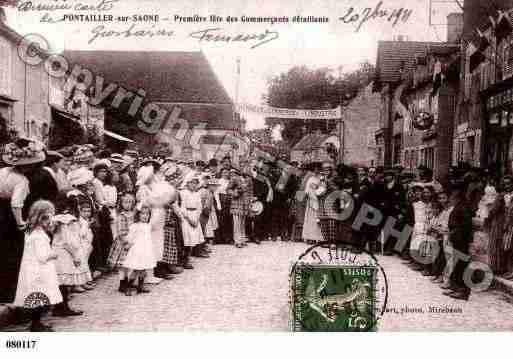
[103,185,118,208]
[0,167,30,208]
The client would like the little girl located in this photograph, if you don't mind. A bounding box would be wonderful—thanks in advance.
[51,213,85,317]
[123,204,156,296]
[15,200,62,332]
[77,200,95,291]
[108,192,136,293]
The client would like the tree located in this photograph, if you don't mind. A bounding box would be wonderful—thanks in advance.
[264,61,375,144]
[246,127,291,160]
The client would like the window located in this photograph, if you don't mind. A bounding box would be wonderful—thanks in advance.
[0,38,12,96]
[426,147,435,170]
[393,135,402,165]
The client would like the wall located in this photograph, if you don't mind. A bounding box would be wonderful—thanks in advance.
[343,84,382,167]
[1,30,51,144]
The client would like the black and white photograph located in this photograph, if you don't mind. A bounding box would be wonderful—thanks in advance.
[1,0,513,351]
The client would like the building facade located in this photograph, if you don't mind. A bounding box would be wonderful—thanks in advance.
[0,18,51,145]
[457,6,513,177]
[373,13,463,184]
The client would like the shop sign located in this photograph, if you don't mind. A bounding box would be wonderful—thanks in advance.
[412,111,434,130]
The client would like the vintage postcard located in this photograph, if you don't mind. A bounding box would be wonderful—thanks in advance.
[1,0,513,345]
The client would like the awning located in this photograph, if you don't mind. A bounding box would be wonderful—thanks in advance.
[103,129,134,143]
[51,105,81,122]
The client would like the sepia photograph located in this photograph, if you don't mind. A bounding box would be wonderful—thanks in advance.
[1,1,513,350]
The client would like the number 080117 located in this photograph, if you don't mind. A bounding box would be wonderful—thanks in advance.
[5,340,37,349]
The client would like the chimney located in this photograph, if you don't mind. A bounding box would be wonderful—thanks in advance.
[447,12,463,43]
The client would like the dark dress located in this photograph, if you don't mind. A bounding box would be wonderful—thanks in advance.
[23,167,59,217]
[217,192,233,244]
[448,197,473,293]
[163,203,183,266]
[253,175,272,241]
[0,168,30,303]
[0,198,24,303]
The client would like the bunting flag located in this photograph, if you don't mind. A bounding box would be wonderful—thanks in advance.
[236,103,342,120]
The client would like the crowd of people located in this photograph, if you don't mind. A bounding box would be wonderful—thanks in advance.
[1,136,513,331]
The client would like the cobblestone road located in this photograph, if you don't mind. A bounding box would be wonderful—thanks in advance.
[6,242,513,331]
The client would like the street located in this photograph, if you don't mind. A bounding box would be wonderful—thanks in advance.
[4,241,513,331]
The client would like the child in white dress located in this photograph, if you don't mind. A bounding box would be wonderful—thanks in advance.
[77,200,95,291]
[123,205,156,296]
[179,176,205,269]
[14,200,61,332]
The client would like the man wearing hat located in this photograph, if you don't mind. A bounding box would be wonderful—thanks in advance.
[250,162,274,243]
[444,180,473,300]
[380,168,407,256]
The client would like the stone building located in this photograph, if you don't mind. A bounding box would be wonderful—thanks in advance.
[341,83,380,167]
[0,14,52,145]
[456,0,513,177]
[373,13,463,183]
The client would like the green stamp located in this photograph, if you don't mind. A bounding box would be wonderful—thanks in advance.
[291,264,377,332]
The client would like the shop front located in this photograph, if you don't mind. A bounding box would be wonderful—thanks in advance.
[483,82,513,177]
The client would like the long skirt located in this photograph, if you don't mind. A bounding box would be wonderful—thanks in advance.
[163,212,183,266]
[181,212,204,247]
[217,194,233,244]
[291,223,304,242]
[0,199,24,303]
[89,207,113,271]
[302,199,322,243]
[151,206,166,262]
[320,218,337,242]
[489,218,507,274]
[471,230,491,267]
[233,214,247,245]
[291,199,306,242]
[108,236,130,268]
[204,208,218,238]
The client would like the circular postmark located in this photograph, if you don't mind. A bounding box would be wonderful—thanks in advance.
[23,292,50,309]
[289,240,389,332]
[17,33,50,66]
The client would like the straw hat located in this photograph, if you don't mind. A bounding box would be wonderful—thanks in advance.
[74,146,95,164]
[2,138,46,166]
[136,165,154,186]
[250,201,264,216]
[140,157,162,167]
[67,168,94,187]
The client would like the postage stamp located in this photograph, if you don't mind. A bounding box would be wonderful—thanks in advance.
[290,263,378,332]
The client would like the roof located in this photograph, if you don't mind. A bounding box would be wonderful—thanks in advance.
[374,41,443,87]
[63,50,232,104]
[64,50,236,130]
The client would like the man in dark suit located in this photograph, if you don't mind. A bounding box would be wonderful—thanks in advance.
[381,169,407,255]
[251,160,274,243]
[444,181,473,300]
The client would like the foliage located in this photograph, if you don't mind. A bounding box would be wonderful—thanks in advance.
[264,61,375,145]
[246,127,291,160]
